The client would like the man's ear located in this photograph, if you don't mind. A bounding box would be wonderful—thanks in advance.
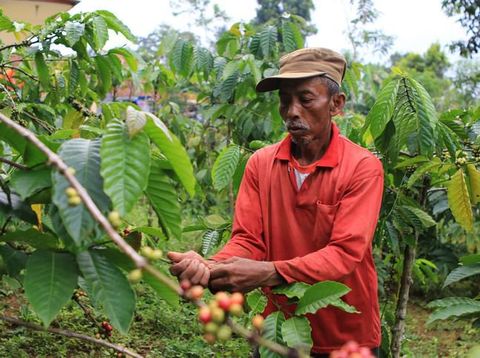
[329,93,346,116]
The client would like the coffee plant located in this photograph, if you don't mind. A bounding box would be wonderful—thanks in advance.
[0,5,479,358]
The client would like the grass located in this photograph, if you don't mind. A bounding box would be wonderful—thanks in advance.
[402,300,480,358]
[0,278,251,357]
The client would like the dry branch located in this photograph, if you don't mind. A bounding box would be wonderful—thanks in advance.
[0,315,143,358]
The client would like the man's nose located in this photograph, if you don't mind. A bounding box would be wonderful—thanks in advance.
[286,100,301,119]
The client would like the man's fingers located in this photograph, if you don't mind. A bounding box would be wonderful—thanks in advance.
[199,268,210,287]
[167,251,185,263]
[169,259,191,276]
[191,263,208,285]
[179,260,200,281]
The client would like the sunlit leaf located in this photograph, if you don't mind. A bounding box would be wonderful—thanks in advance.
[144,113,196,196]
[100,119,150,216]
[447,169,473,232]
[52,139,110,246]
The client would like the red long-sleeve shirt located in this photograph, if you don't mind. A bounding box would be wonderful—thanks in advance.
[212,123,384,353]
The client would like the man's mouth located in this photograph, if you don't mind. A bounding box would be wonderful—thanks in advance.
[287,125,309,133]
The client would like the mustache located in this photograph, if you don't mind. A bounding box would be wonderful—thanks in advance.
[285,121,310,130]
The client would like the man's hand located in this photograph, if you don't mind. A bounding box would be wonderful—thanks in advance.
[168,251,211,287]
[209,257,285,293]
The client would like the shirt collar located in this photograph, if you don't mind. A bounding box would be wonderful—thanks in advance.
[275,121,340,168]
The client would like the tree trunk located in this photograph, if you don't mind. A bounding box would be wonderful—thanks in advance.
[390,239,417,358]
[391,177,430,357]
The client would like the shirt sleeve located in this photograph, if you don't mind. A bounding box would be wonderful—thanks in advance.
[273,156,384,284]
[210,153,267,262]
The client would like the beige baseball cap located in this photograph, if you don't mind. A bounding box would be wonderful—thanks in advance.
[256,47,347,92]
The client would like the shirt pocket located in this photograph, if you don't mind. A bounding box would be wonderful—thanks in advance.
[312,201,340,248]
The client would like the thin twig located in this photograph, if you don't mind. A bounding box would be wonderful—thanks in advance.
[2,64,38,82]
[0,157,29,170]
[0,315,143,358]
[0,38,37,53]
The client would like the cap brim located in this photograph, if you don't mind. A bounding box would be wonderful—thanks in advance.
[256,71,327,92]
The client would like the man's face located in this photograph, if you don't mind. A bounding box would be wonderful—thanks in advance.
[278,76,341,145]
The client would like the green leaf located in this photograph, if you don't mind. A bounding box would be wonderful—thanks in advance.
[94,55,112,97]
[143,270,179,307]
[259,26,277,59]
[132,226,167,240]
[295,281,351,315]
[0,244,27,277]
[460,254,480,266]
[145,160,182,239]
[144,113,196,196]
[281,21,303,52]
[106,52,123,82]
[394,155,429,169]
[194,47,214,79]
[443,264,480,288]
[10,167,51,200]
[201,229,220,256]
[399,205,436,230]
[95,10,136,43]
[68,60,80,95]
[0,12,14,31]
[259,311,285,358]
[281,316,312,350]
[24,250,78,326]
[0,229,60,250]
[427,297,480,309]
[406,158,442,188]
[246,290,268,316]
[219,71,239,102]
[427,301,480,324]
[100,119,150,216]
[125,106,147,138]
[52,139,110,246]
[170,40,194,77]
[272,282,310,299]
[35,52,50,89]
[329,298,359,313]
[108,48,138,72]
[0,191,37,224]
[407,77,437,157]
[92,15,108,50]
[100,247,178,307]
[212,145,241,191]
[0,121,26,154]
[64,21,85,46]
[364,78,400,138]
[466,164,480,205]
[447,169,473,232]
[77,249,135,334]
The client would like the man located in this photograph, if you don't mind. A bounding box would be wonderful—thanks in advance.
[169,48,383,356]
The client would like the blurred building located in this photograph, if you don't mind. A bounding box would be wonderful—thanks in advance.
[0,0,78,45]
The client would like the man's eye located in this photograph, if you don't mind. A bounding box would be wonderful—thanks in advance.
[301,98,313,104]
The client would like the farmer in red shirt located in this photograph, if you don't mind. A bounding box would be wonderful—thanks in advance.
[169,48,383,356]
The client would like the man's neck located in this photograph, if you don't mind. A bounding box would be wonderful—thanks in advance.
[291,126,332,166]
